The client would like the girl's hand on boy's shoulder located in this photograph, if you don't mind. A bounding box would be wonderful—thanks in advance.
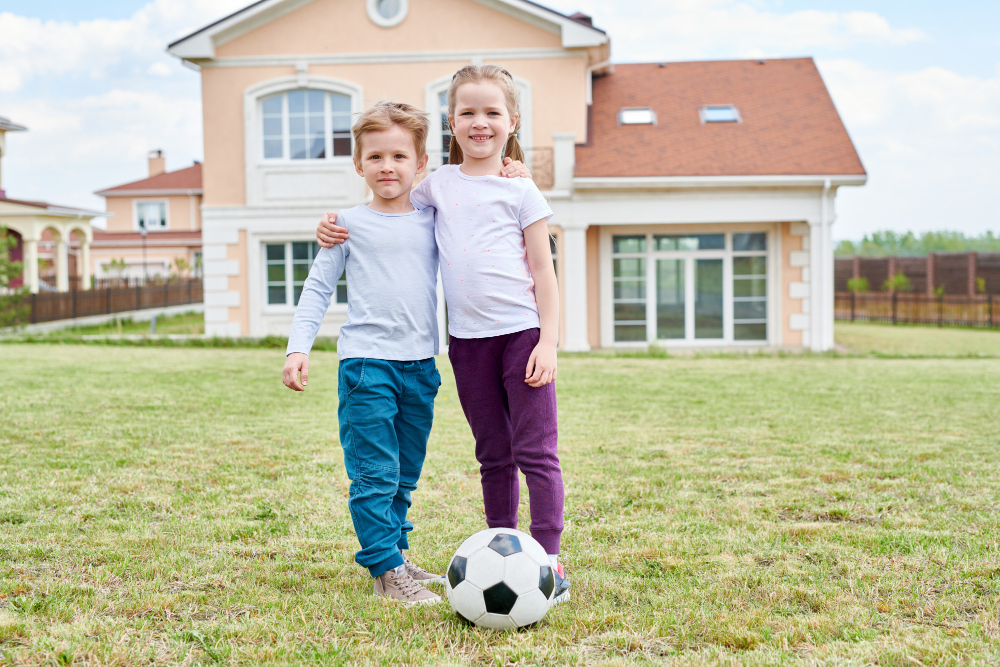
[317,212,349,248]
[501,157,532,179]
[525,340,557,387]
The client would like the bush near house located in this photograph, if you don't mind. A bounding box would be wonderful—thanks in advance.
[0,224,29,327]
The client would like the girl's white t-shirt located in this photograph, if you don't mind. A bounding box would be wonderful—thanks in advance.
[411,164,553,339]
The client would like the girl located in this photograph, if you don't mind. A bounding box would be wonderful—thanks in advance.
[318,65,569,603]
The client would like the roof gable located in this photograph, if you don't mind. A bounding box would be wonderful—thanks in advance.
[168,0,606,60]
[575,58,866,179]
[96,163,203,196]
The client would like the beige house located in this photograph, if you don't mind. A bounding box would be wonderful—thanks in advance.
[92,151,203,282]
[1,115,101,293]
[168,0,865,350]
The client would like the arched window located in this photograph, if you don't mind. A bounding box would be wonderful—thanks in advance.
[261,89,353,161]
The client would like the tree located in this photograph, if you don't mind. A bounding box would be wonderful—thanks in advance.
[882,272,911,293]
[0,225,30,327]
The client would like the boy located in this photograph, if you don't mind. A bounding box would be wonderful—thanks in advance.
[283,101,445,604]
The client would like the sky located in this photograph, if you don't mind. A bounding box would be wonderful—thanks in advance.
[1,0,997,240]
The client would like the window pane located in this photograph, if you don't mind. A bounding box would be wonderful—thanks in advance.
[654,236,678,251]
[695,259,723,338]
[655,234,724,251]
[656,259,685,339]
[734,300,766,320]
[613,258,645,278]
[614,325,646,342]
[735,322,767,341]
[336,271,347,304]
[264,139,283,159]
[292,242,310,260]
[734,278,766,297]
[307,90,324,111]
[268,286,286,305]
[262,95,282,115]
[331,93,351,115]
[333,135,352,156]
[614,280,645,300]
[734,256,767,276]
[288,90,305,113]
[704,106,739,122]
[614,303,646,321]
[331,114,352,133]
[263,117,282,137]
[293,263,310,282]
[266,244,285,261]
[733,232,766,251]
[289,116,306,135]
[293,285,304,305]
[613,235,645,254]
[439,91,447,107]
[308,115,325,135]
[267,264,285,282]
[290,138,308,160]
[309,136,325,159]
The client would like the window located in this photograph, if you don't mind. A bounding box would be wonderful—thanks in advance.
[701,105,740,123]
[550,235,558,277]
[611,231,768,344]
[265,242,347,307]
[136,202,167,230]
[619,108,656,125]
[262,90,353,161]
[438,91,452,165]
[367,0,408,27]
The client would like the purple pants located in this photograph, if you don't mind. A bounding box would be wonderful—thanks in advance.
[448,328,564,554]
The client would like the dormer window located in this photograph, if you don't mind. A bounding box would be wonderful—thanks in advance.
[619,108,656,125]
[701,105,740,123]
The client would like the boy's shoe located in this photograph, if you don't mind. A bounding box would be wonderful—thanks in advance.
[549,563,570,606]
[402,552,445,586]
[374,565,442,605]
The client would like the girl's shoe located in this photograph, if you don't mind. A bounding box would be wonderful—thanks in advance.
[402,552,446,586]
[374,565,442,605]
[550,563,571,605]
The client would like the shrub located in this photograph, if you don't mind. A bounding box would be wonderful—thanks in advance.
[882,273,911,293]
[0,225,29,328]
[847,277,869,293]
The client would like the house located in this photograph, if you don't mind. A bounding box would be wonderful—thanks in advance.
[167,0,865,350]
[1,115,102,293]
[92,151,203,281]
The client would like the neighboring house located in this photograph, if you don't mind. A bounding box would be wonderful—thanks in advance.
[92,151,203,282]
[1,115,102,293]
[167,0,865,350]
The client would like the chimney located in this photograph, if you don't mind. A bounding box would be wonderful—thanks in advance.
[148,149,166,177]
[569,12,593,27]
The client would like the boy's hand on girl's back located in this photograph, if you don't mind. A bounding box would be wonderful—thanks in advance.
[525,341,557,387]
[283,353,309,391]
[317,212,348,249]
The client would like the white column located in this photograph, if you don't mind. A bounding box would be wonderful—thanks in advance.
[808,219,823,352]
[552,133,576,192]
[561,225,590,352]
[56,234,69,292]
[80,240,91,290]
[24,238,39,293]
[822,189,836,351]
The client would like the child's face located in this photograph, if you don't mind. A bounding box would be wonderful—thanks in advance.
[450,82,517,162]
[354,124,428,201]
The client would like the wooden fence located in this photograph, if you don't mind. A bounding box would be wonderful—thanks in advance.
[835,291,998,328]
[26,280,203,324]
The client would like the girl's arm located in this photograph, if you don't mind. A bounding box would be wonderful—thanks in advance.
[523,219,559,387]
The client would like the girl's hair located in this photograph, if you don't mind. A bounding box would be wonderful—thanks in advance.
[352,101,430,165]
[446,64,525,166]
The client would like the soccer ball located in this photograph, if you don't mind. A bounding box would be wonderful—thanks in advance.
[446,528,555,630]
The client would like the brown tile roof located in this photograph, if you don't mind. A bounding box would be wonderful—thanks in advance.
[92,230,202,243]
[97,162,202,195]
[575,58,866,178]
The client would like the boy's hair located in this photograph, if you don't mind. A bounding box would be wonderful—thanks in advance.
[352,101,430,164]
[446,64,525,166]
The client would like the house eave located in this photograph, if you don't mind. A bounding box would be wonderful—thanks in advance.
[97,189,203,197]
[572,174,868,190]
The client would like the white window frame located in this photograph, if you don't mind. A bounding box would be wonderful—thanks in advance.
[261,241,348,315]
[601,227,775,348]
[700,105,741,124]
[259,89,355,164]
[132,199,169,232]
[618,107,657,125]
[366,0,408,28]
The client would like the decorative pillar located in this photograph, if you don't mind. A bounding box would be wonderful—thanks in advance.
[561,225,590,352]
[552,133,576,192]
[56,234,69,292]
[926,253,935,296]
[23,238,39,293]
[968,252,977,296]
[80,239,91,290]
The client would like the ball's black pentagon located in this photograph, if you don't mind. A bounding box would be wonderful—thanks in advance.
[448,556,467,588]
[538,565,554,599]
[482,581,518,615]
[487,533,522,556]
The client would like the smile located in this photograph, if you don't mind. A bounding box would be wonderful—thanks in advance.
[470,134,494,142]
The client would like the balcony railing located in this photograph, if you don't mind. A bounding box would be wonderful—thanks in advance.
[424,147,554,191]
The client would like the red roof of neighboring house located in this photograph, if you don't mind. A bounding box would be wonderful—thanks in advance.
[574,58,866,178]
[0,194,105,217]
[96,162,203,195]
[92,229,202,244]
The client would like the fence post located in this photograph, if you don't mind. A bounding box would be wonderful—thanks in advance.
[72,288,77,320]
[892,291,897,325]
[188,279,193,304]
[850,291,856,322]
[990,294,995,328]
[31,293,38,324]
[164,281,169,307]
[106,287,111,315]
[938,292,944,327]
[136,284,141,311]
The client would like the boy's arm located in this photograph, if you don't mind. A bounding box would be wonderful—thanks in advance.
[522,219,558,388]
[283,243,348,390]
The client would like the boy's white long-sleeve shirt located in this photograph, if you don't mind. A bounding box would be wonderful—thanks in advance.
[285,204,439,360]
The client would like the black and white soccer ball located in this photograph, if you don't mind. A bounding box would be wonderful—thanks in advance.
[446,528,555,630]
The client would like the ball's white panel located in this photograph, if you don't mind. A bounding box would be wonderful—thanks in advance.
[502,552,541,596]
[447,580,486,623]
[455,528,505,558]
[518,532,550,567]
[464,547,505,589]
[475,612,517,631]
[509,589,550,627]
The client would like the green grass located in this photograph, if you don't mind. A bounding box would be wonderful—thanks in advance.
[835,321,1000,357]
[1,344,999,665]
[46,311,207,336]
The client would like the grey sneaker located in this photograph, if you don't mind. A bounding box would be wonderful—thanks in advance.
[373,565,442,605]
[402,552,445,586]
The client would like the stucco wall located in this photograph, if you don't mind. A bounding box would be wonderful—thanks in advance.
[103,195,203,233]
[781,221,806,347]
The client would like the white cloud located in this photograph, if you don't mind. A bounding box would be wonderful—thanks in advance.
[147,62,174,77]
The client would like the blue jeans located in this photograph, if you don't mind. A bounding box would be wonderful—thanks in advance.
[338,357,440,577]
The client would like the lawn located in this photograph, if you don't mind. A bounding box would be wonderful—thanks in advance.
[1,344,999,665]
[835,321,1000,357]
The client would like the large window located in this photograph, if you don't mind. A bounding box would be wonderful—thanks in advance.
[136,201,167,231]
[265,242,347,307]
[611,232,768,344]
[262,90,352,161]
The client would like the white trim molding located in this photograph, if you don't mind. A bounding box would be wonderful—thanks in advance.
[574,174,868,190]
[202,48,578,69]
